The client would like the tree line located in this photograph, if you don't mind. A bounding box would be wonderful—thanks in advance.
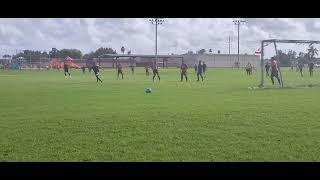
[273,46,319,66]
[2,47,122,62]
[4,45,317,65]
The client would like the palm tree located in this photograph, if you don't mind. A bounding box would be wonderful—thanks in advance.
[2,54,11,60]
[307,45,318,61]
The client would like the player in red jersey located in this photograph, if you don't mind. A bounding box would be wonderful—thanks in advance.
[180,61,188,82]
[270,57,281,85]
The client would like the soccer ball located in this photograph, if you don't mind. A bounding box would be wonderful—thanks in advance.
[145,88,152,94]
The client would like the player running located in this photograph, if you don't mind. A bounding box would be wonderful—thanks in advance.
[180,61,188,82]
[309,62,314,77]
[298,62,303,77]
[63,62,71,78]
[145,64,150,76]
[245,62,252,75]
[197,60,204,82]
[130,65,135,74]
[152,64,160,81]
[92,64,102,83]
[203,62,207,75]
[270,57,281,85]
[194,64,197,74]
[265,62,270,77]
[82,66,85,74]
[117,63,124,79]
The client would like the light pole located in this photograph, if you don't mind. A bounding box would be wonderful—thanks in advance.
[149,18,164,67]
[228,36,231,55]
[233,18,246,68]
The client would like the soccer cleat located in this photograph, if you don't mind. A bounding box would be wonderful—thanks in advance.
[69,75,71,78]
[65,76,67,78]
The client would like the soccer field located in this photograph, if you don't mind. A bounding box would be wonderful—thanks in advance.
[1,67,320,161]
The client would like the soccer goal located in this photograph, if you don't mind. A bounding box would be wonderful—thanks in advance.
[259,39,320,88]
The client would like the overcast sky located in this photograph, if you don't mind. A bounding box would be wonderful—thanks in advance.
[1,18,320,57]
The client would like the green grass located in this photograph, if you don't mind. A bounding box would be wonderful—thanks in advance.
[1,67,320,161]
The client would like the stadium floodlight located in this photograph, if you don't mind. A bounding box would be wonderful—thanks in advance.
[233,18,246,68]
[149,18,165,67]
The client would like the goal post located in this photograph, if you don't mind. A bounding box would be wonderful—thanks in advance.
[259,39,320,88]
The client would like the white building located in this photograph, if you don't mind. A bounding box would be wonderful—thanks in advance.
[182,54,260,68]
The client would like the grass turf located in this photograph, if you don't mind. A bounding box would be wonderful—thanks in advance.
[1,67,320,161]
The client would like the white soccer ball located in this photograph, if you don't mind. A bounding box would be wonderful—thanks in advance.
[145,88,152,93]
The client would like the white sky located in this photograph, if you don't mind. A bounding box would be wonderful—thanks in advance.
[0,18,320,58]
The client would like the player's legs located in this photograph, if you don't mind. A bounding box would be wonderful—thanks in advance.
[152,71,156,81]
[197,72,203,81]
[121,71,124,79]
[270,73,275,85]
[65,69,71,77]
[300,69,303,77]
[181,71,187,82]
[276,74,281,85]
[156,71,160,80]
[96,74,102,83]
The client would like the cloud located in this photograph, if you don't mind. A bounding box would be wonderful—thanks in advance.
[0,18,319,57]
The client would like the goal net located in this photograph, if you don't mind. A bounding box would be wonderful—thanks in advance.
[259,39,320,88]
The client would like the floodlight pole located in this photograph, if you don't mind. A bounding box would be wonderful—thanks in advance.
[233,19,246,68]
[149,18,164,67]
[228,36,231,55]
[155,20,158,66]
